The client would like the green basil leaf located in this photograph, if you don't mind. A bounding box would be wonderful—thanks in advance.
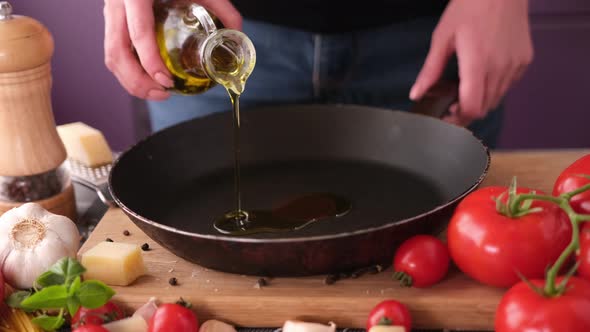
[31,314,65,331]
[49,257,86,285]
[66,276,82,316]
[67,296,81,317]
[69,276,81,296]
[6,290,32,309]
[20,285,69,310]
[36,271,65,288]
[76,280,115,309]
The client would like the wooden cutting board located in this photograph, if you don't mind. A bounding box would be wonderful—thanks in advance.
[78,149,589,331]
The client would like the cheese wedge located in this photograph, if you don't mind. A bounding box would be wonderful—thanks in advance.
[80,241,146,286]
[57,121,113,167]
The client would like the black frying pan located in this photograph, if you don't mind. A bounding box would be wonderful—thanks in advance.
[109,83,490,276]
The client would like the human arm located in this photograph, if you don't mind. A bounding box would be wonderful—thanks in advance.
[409,0,534,126]
[103,0,242,100]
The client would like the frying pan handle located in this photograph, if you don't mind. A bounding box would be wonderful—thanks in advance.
[409,80,458,119]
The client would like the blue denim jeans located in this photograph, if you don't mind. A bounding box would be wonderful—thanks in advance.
[147,17,503,148]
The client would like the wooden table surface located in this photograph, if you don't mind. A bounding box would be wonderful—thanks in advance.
[79,149,589,331]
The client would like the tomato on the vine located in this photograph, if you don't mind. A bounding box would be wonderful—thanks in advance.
[71,301,125,328]
[447,186,572,288]
[72,325,109,332]
[366,299,411,332]
[551,154,590,280]
[0,269,4,303]
[148,303,199,332]
[392,235,449,288]
[578,223,590,281]
[495,276,590,331]
[553,154,590,214]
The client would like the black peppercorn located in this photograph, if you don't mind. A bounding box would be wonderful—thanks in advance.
[141,243,150,251]
[323,274,339,285]
[123,230,130,236]
[105,238,113,242]
[169,277,178,286]
[0,171,63,202]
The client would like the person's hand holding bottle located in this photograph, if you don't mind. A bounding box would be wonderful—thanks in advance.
[103,0,242,100]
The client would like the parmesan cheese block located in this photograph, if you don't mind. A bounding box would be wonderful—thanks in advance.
[57,122,113,167]
[103,315,148,332]
[81,241,146,286]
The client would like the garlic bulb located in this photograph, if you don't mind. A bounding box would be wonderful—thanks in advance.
[0,202,80,289]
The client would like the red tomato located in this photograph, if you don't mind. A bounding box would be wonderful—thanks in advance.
[73,325,109,332]
[447,186,572,288]
[392,235,449,288]
[0,269,4,304]
[495,276,590,331]
[366,299,411,332]
[553,154,590,214]
[578,223,590,280]
[71,301,125,328]
[148,303,199,332]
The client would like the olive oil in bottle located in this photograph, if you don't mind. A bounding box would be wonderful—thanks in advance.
[153,0,255,95]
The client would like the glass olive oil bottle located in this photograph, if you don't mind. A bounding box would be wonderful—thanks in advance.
[153,0,256,95]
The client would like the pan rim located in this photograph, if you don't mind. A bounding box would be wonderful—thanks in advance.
[109,103,491,243]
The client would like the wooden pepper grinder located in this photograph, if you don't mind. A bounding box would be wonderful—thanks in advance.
[0,1,77,221]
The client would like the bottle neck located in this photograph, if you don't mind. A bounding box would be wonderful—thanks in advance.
[201,29,256,95]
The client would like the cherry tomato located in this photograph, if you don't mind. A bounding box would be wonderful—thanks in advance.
[392,235,449,288]
[73,325,109,332]
[366,299,411,332]
[148,303,199,332]
[553,154,590,214]
[578,223,590,280]
[71,301,125,328]
[447,186,571,288]
[495,276,590,331]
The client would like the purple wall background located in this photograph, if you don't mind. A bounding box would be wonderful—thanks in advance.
[14,0,590,151]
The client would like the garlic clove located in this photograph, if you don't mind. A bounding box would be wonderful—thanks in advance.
[368,326,407,332]
[0,209,18,262]
[199,319,237,332]
[6,250,38,289]
[4,238,71,289]
[40,224,78,257]
[36,231,76,259]
[43,211,81,252]
[282,320,337,332]
[133,296,159,323]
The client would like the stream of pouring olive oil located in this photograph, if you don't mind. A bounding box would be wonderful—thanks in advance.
[154,2,351,235]
[207,47,352,236]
